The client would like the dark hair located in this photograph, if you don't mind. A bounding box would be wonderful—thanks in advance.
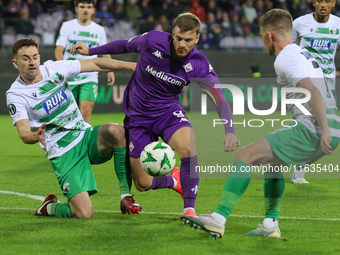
[12,38,39,57]
[260,9,292,33]
[74,0,96,7]
[174,13,201,34]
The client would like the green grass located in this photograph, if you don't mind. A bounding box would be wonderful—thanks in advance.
[0,113,340,255]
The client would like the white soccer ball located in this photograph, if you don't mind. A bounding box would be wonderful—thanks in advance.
[140,141,176,177]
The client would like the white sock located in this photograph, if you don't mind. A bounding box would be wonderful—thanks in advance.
[121,194,132,200]
[211,212,226,225]
[172,177,177,188]
[183,207,195,214]
[263,218,278,229]
[46,203,53,215]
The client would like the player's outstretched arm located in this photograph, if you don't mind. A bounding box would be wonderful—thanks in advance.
[16,120,46,147]
[297,78,332,155]
[79,58,136,73]
[70,42,89,56]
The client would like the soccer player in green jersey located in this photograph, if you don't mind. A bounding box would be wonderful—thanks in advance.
[6,38,139,218]
[181,9,340,239]
[291,0,340,183]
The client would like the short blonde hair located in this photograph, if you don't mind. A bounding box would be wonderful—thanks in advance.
[260,9,293,34]
[174,13,201,34]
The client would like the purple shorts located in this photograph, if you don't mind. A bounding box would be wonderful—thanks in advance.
[124,106,192,158]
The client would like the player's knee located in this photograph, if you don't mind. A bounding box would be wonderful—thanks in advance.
[72,207,93,219]
[235,147,252,164]
[109,124,126,146]
[177,144,196,158]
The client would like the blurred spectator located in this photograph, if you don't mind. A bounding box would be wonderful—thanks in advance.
[103,0,115,14]
[13,6,34,35]
[140,0,152,19]
[241,0,257,24]
[188,0,206,22]
[249,63,261,77]
[229,11,243,37]
[197,23,212,50]
[156,2,171,20]
[40,0,57,14]
[139,14,156,33]
[211,24,222,50]
[206,12,216,34]
[114,0,126,20]
[230,0,241,15]
[2,0,20,19]
[126,0,142,22]
[23,0,42,19]
[240,15,252,37]
[255,0,265,16]
[158,13,171,33]
[96,1,115,27]
[220,10,230,36]
[169,0,186,20]
[206,0,221,17]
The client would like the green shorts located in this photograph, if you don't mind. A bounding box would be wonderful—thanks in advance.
[50,125,114,200]
[70,81,98,104]
[265,121,340,168]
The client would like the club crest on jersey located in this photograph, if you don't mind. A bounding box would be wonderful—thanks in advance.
[310,39,331,51]
[42,89,68,115]
[63,182,70,193]
[329,28,337,35]
[52,72,63,85]
[129,141,134,152]
[184,62,193,73]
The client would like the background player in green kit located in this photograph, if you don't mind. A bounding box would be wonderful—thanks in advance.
[6,38,139,218]
[291,0,340,183]
[181,9,340,239]
[55,0,114,124]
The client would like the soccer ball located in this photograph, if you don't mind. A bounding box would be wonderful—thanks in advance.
[140,141,176,177]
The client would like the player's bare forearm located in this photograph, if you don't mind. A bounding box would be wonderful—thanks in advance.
[16,120,46,146]
[54,46,65,61]
[79,58,136,73]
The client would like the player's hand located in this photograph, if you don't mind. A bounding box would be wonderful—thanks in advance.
[37,123,47,147]
[70,42,89,55]
[321,129,332,155]
[223,133,240,152]
[107,71,115,86]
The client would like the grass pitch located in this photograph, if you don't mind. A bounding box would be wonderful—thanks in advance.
[0,113,340,255]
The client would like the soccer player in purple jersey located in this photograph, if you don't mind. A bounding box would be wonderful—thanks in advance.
[71,13,240,218]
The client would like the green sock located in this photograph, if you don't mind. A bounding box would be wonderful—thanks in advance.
[263,171,285,219]
[215,161,252,218]
[51,202,72,218]
[113,147,131,196]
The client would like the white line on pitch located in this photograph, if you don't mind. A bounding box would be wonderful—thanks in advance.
[2,190,340,221]
[0,207,340,221]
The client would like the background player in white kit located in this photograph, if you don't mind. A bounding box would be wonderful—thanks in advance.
[55,1,140,212]
[291,0,340,183]
[55,0,114,124]
[181,9,340,239]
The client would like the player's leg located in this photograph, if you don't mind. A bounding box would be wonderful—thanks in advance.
[168,126,198,217]
[78,81,98,124]
[96,123,142,214]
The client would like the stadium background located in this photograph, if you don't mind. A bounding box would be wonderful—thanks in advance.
[1,0,340,114]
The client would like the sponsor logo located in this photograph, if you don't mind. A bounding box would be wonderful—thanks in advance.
[152,50,162,59]
[8,104,16,115]
[145,65,187,86]
[209,64,214,73]
[191,185,198,194]
[173,110,189,122]
[42,89,68,115]
[310,39,331,51]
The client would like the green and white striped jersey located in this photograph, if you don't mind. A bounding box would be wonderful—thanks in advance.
[292,13,340,91]
[55,19,107,85]
[275,44,340,137]
[6,60,91,159]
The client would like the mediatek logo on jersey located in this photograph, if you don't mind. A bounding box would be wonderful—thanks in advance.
[42,89,68,115]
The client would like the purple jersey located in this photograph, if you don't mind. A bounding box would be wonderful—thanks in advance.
[90,30,234,134]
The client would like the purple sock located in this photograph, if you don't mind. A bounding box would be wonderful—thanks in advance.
[181,156,199,208]
[148,175,174,190]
